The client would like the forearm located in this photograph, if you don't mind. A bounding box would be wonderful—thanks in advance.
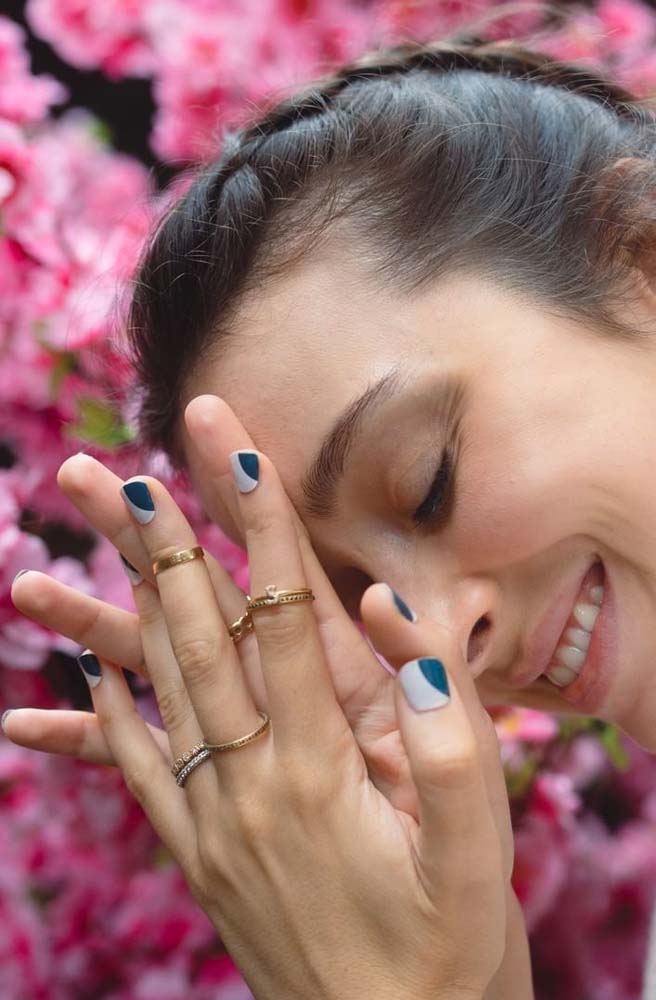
[483,891,534,1000]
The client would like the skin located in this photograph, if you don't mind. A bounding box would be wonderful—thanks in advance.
[181,248,656,751]
[8,246,655,996]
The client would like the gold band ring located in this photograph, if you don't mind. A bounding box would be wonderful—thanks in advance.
[246,585,315,612]
[153,545,205,576]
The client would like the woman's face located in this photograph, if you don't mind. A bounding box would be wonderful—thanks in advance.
[182,247,656,751]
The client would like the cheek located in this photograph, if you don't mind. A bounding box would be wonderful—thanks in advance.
[455,447,591,567]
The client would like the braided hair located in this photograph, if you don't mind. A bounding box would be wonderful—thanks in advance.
[125,27,656,471]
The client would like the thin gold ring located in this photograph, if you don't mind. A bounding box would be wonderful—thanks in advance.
[203,710,271,752]
[152,545,205,576]
[246,585,315,612]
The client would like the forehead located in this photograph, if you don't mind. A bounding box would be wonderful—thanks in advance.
[187,249,418,491]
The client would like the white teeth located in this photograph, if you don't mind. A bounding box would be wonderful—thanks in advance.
[544,662,579,687]
[564,627,591,651]
[572,602,600,632]
[555,644,587,670]
[542,577,605,689]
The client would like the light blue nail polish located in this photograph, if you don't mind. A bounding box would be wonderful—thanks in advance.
[384,584,417,622]
[78,649,102,689]
[230,451,259,493]
[121,480,155,524]
[12,569,31,584]
[119,552,144,586]
[399,657,450,711]
[1,709,14,732]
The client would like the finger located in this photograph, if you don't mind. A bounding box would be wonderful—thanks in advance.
[119,475,263,764]
[229,448,350,758]
[362,582,514,879]
[57,452,251,636]
[74,650,200,881]
[184,395,389,731]
[10,570,147,677]
[128,576,221,812]
[394,653,504,932]
[1,706,171,765]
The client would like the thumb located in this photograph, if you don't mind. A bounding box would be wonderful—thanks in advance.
[360,582,505,879]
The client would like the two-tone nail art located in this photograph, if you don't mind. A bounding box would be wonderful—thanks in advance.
[121,480,155,524]
[399,657,451,711]
[384,584,417,622]
[77,649,102,689]
[119,553,144,586]
[230,450,259,493]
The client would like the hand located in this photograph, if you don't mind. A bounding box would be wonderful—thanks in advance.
[7,394,532,997]
[10,394,428,814]
[16,442,509,998]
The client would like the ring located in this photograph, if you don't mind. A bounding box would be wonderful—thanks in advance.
[246,585,315,612]
[152,545,205,576]
[173,712,272,787]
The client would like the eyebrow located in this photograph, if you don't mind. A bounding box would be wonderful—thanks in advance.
[300,367,460,520]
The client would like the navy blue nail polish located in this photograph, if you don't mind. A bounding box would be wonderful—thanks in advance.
[121,480,155,524]
[230,451,259,493]
[384,584,417,622]
[77,649,102,689]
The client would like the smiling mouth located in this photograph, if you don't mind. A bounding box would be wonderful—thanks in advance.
[540,560,605,688]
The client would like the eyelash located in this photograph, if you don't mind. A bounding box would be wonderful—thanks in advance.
[412,446,456,529]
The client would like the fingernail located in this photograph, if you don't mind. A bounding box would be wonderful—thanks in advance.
[12,569,31,584]
[78,649,102,688]
[121,480,155,524]
[230,451,259,493]
[1,709,14,732]
[399,657,450,711]
[119,552,144,586]
[384,584,417,622]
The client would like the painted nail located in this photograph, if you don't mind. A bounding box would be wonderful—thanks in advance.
[230,451,259,493]
[1,708,14,732]
[119,552,144,586]
[399,657,450,711]
[12,569,31,584]
[77,649,102,689]
[384,584,417,622]
[121,480,155,524]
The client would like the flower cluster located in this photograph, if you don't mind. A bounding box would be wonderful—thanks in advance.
[2,3,656,998]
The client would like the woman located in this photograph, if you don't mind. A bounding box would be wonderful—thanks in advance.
[4,29,656,998]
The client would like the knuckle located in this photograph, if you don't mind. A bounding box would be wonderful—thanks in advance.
[254,608,307,652]
[135,595,164,630]
[172,636,219,686]
[416,740,480,791]
[283,764,331,811]
[123,764,152,808]
[244,513,279,546]
[156,680,194,737]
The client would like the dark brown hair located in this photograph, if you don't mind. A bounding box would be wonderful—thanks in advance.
[125,5,656,472]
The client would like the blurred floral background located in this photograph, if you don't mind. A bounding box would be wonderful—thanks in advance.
[2,1,656,997]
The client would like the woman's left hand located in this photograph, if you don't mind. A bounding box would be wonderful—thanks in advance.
[43,441,510,999]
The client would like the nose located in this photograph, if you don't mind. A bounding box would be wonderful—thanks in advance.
[387,573,498,673]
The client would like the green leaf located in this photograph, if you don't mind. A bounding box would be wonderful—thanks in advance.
[48,351,77,397]
[598,722,630,770]
[88,118,114,147]
[65,396,135,449]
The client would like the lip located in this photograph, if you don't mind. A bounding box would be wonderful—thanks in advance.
[510,556,601,690]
